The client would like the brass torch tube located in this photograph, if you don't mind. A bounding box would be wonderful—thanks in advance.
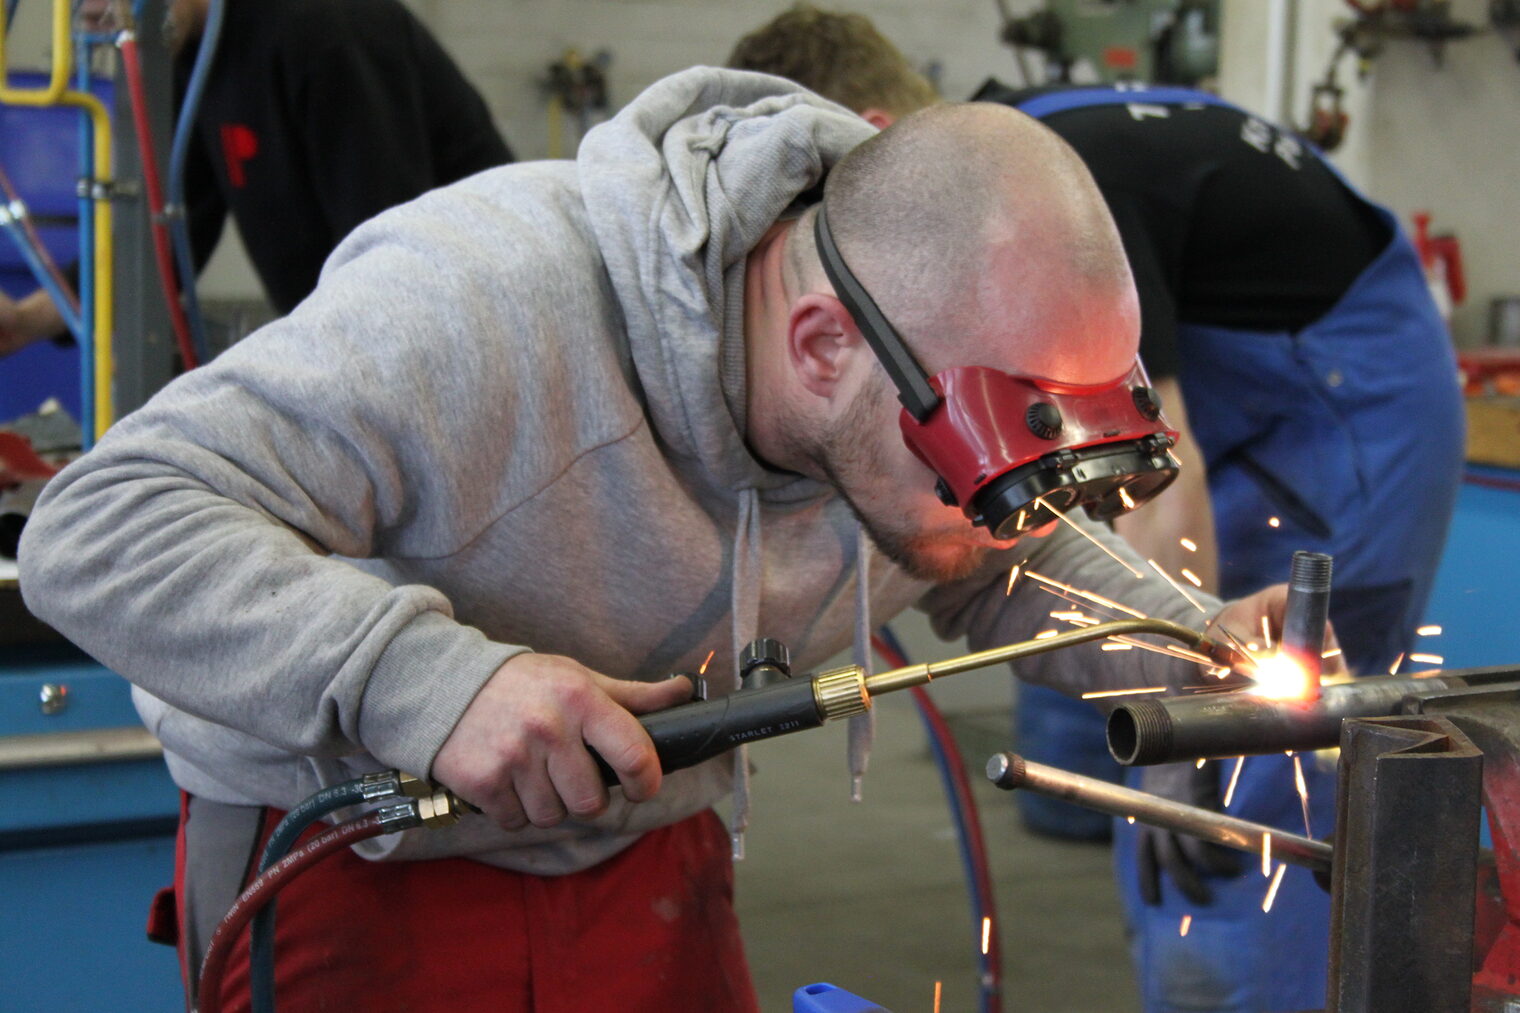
[987,752,1333,873]
[863,618,1218,697]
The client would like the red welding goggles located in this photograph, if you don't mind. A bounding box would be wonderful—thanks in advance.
[814,205,1180,540]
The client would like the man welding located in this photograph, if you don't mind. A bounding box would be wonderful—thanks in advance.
[21,66,1307,1010]
[728,6,1465,1012]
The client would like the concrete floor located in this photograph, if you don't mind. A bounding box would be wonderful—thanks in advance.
[734,612,1142,1012]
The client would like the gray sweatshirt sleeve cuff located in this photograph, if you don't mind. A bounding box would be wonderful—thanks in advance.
[358,610,529,778]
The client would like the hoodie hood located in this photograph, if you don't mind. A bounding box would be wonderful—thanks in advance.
[578,67,876,496]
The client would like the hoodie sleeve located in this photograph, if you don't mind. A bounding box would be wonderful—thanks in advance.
[918,512,1224,698]
[16,178,594,779]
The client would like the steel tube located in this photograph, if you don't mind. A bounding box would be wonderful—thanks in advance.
[1107,664,1520,766]
[986,751,1332,873]
[1280,550,1332,697]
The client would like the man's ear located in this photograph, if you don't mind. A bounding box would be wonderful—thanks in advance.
[860,108,897,130]
[786,293,863,399]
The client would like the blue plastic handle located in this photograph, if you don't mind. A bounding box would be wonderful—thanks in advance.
[792,982,892,1013]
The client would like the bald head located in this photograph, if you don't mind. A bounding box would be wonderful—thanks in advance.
[806,102,1139,382]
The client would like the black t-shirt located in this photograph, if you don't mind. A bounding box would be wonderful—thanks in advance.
[973,80,1390,380]
[177,0,513,314]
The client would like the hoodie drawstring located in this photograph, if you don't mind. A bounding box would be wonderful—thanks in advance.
[728,487,763,859]
[848,524,874,802]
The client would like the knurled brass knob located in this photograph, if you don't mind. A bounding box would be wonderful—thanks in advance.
[812,666,870,721]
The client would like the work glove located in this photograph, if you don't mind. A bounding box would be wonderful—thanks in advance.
[1135,760,1245,906]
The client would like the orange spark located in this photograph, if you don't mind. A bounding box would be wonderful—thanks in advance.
[1261,617,1274,651]
[1180,537,1198,552]
[1262,834,1272,877]
[1389,652,1405,675]
[1179,914,1193,936]
[699,650,716,675]
[1118,486,1137,510]
[1321,648,1342,660]
[1035,495,1145,578]
[1005,564,1022,596]
[1164,644,1217,666]
[1050,610,1089,621]
[981,916,992,955]
[933,980,942,1013]
[1126,815,1136,824]
[1195,757,1207,769]
[1293,754,1312,835]
[1101,642,1134,651]
[1024,571,1147,618]
[1146,558,1208,613]
[1262,864,1288,912]
[1223,756,1245,808]
[1417,624,1443,637]
[1081,686,1168,699]
[1180,567,1203,588]
[1410,653,1445,666]
[1267,516,1282,528]
[1035,629,1060,640]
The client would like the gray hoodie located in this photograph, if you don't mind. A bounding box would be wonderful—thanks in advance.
[19,68,1217,874]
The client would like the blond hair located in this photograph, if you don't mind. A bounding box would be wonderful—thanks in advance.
[726,4,939,117]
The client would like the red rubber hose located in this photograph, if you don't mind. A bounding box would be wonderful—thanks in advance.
[118,31,199,369]
[196,813,387,1013]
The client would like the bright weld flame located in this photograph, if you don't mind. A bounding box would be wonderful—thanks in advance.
[1146,558,1208,613]
[981,916,991,955]
[1249,652,1316,701]
[1293,754,1312,835]
[1417,624,1443,637]
[698,650,715,675]
[1034,495,1146,578]
[1118,486,1137,510]
[1180,537,1198,552]
[1262,864,1288,912]
[933,980,942,1013]
[1180,567,1203,588]
[1410,653,1445,666]
[1024,571,1147,618]
[1179,914,1192,936]
[1389,652,1405,675]
[1081,686,1167,699]
[1102,642,1134,652]
[1268,516,1282,528]
[1005,564,1022,596]
[1224,756,1245,808]
[1262,833,1272,877]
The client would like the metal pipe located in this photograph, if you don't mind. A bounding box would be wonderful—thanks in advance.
[1107,664,1520,766]
[0,726,162,770]
[1280,550,1332,699]
[986,751,1333,873]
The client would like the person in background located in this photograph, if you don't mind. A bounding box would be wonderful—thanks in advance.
[21,65,1302,1010]
[0,0,512,354]
[728,6,1464,1012]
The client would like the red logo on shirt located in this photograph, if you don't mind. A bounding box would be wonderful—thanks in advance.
[220,124,259,188]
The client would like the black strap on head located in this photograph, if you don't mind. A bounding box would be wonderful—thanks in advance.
[813,203,942,422]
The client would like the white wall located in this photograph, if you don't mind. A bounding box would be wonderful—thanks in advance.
[1222,0,1520,347]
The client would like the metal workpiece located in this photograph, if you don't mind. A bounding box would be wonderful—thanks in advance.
[1107,664,1520,765]
[1327,717,1482,1013]
[1281,550,1333,695]
[811,666,870,721]
[985,751,1333,873]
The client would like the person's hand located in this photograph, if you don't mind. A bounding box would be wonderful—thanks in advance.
[1207,582,1347,679]
[0,290,67,358]
[0,292,27,357]
[1135,761,1245,905]
[432,653,694,832]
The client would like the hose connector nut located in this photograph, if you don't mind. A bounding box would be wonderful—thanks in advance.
[813,666,870,722]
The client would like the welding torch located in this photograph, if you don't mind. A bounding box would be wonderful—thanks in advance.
[592,618,1235,787]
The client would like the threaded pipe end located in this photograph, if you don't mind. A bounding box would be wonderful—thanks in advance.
[1107,700,1174,765]
[1289,550,1333,592]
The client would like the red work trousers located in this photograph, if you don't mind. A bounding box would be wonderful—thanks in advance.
[177,802,759,1012]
